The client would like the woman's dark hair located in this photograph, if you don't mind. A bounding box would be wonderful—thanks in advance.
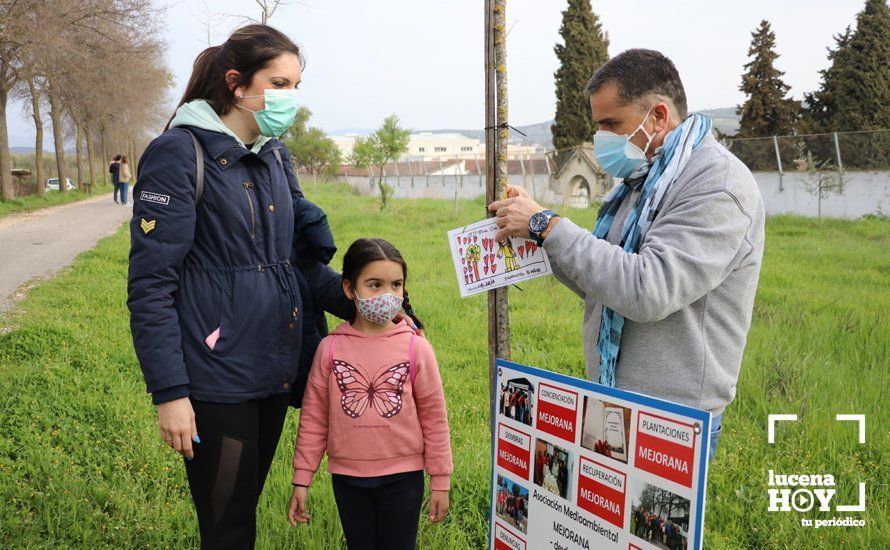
[120,155,129,164]
[167,24,304,128]
[113,154,122,161]
[342,238,424,330]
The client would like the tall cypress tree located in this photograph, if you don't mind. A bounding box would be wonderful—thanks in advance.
[803,26,853,133]
[550,0,609,151]
[804,0,890,168]
[737,20,798,138]
[833,0,890,131]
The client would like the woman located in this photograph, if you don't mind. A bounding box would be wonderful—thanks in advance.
[127,24,353,548]
[119,155,132,205]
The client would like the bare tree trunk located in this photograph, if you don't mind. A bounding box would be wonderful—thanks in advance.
[0,87,14,200]
[75,124,84,188]
[101,129,108,185]
[85,126,95,193]
[130,137,138,179]
[48,86,68,194]
[484,0,511,417]
[27,76,45,198]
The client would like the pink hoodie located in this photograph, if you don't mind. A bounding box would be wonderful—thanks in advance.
[293,320,453,490]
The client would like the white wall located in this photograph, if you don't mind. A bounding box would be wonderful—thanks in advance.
[340,170,890,219]
[754,171,889,219]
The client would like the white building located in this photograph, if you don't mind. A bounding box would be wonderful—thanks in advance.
[330,131,542,162]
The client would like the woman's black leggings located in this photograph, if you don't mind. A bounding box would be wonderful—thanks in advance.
[332,471,425,550]
[184,392,290,549]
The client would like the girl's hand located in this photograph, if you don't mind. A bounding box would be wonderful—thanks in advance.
[429,490,449,523]
[156,397,198,459]
[288,486,311,526]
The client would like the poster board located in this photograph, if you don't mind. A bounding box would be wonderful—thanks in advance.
[490,359,711,550]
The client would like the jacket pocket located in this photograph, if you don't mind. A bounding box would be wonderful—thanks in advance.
[210,270,280,358]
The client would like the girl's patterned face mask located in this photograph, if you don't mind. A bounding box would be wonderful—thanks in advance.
[355,292,404,325]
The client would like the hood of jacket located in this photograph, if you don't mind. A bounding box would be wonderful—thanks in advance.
[169,99,271,154]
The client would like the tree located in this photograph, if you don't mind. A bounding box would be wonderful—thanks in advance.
[736,20,799,170]
[282,106,341,184]
[550,0,609,152]
[802,26,853,133]
[737,20,798,138]
[350,115,410,211]
[800,150,843,219]
[831,0,890,168]
[0,0,167,200]
[801,1,890,169]
[0,0,30,200]
[833,0,890,132]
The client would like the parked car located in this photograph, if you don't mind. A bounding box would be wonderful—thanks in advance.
[46,178,77,191]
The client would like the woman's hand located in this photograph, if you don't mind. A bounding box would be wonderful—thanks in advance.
[156,397,198,460]
[288,486,311,525]
[428,489,450,523]
[395,311,426,338]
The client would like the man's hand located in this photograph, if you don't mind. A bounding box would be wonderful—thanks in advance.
[488,185,545,242]
[288,486,311,525]
[157,397,198,460]
[429,490,450,523]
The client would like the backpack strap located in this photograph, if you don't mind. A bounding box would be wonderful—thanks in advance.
[273,147,284,169]
[183,128,204,206]
[329,334,338,370]
[409,333,417,387]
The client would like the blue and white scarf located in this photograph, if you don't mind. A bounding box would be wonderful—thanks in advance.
[592,113,713,387]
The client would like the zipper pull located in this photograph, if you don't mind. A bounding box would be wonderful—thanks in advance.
[242,181,253,189]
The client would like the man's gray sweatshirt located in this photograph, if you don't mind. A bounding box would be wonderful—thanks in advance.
[543,134,764,416]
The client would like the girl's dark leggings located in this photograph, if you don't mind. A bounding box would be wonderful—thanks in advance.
[183,392,290,550]
[332,470,425,550]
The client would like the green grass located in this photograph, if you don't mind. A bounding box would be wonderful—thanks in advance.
[0,183,887,548]
[0,183,115,219]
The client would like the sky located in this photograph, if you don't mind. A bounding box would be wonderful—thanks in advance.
[5,0,866,146]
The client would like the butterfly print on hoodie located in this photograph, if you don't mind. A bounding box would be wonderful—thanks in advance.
[332,359,409,418]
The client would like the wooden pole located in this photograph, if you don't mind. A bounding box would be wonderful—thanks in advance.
[485,0,510,413]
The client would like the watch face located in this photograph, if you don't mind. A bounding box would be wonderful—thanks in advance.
[530,212,548,233]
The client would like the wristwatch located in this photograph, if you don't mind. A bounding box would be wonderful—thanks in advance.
[528,209,557,245]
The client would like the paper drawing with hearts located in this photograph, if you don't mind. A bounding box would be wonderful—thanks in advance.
[447,217,552,297]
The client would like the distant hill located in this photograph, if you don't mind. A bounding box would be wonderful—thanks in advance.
[696,107,740,136]
[412,108,740,150]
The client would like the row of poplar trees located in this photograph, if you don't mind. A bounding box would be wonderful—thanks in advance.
[0,0,171,200]
[549,0,890,171]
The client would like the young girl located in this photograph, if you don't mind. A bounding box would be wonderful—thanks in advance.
[288,238,453,549]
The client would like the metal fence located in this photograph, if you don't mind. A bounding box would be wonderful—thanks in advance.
[722,128,890,173]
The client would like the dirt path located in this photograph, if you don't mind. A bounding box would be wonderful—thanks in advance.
[0,193,132,316]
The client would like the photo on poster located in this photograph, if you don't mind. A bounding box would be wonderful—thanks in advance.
[498,377,535,427]
[629,479,691,550]
[447,217,552,297]
[580,396,631,463]
[495,474,530,535]
[532,438,573,500]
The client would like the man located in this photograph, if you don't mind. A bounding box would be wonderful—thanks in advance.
[490,49,764,462]
[108,154,121,204]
